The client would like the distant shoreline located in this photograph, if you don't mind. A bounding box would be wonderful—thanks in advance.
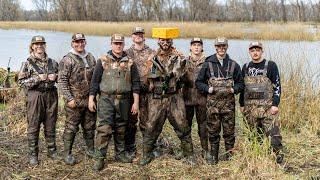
[0,21,319,41]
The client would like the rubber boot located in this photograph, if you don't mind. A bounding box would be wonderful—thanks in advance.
[84,138,95,158]
[92,150,106,171]
[114,127,132,163]
[224,144,234,161]
[125,123,137,160]
[46,137,58,159]
[181,141,196,166]
[83,130,95,158]
[63,133,77,165]
[208,143,219,165]
[28,138,39,166]
[139,144,155,166]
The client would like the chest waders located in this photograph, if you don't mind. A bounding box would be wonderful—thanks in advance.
[244,61,273,118]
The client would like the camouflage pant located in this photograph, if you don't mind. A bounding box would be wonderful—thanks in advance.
[207,93,236,151]
[244,106,283,152]
[95,95,131,158]
[125,93,148,153]
[63,104,96,150]
[143,93,193,156]
[26,89,58,155]
[186,105,208,151]
[207,111,235,150]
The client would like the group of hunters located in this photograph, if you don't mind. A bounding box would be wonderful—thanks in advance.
[17,26,284,171]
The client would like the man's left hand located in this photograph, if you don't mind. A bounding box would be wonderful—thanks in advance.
[269,106,279,115]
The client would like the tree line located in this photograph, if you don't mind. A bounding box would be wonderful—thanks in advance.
[1,0,320,22]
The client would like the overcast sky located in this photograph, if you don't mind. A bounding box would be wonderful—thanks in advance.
[19,0,314,11]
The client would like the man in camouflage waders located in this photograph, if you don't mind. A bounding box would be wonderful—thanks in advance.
[125,27,154,159]
[239,42,284,164]
[196,37,244,164]
[140,28,195,166]
[58,33,97,165]
[89,34,140,171]
[183,38,209,160]
[18,35,59,166]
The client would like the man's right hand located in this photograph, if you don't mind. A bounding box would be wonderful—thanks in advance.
[240,107,245,113]
[88,95,96,112]
[208,87,214,94]
[39,74,47,81]
[67,99,76,108]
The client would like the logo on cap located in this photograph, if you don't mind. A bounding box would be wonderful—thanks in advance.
[249,41,262,49]
[115,35,121,40]
[215,37,228,45]
[35,36,43,41]
[75,33,83,39]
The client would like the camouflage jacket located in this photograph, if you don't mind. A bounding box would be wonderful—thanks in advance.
[183,54,207,106]
[125,44,155,85]
[147,47,186,94]
[58,51,96,103]
[18,54,58,90]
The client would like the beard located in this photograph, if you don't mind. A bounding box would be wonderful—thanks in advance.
[159,42,172,51]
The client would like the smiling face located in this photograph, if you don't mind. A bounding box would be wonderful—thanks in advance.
[190,42,203,56]
[72,39,86,53]
[249,47,263,61]
[31,42,46,55]
[111,42,125,55]
[132,33,145,44]
[158,38,173,51]
[215,44,228,57]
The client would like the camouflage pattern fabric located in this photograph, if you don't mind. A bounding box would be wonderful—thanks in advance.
[18,54,59,156]
[183,54,207,106]
[125,45,154,153]
[206,61,236,153]
[143,47,193,158]
[58,52,96,104]
[184,54,208,151]
[58,51,96,155]
[243,67,282,152]
[18,55,58,90]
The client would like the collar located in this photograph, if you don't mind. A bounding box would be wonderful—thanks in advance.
[70,48,88,59]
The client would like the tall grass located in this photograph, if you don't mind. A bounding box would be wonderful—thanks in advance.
[0,21,319,41]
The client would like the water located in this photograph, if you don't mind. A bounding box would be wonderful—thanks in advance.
[0,28,319,80]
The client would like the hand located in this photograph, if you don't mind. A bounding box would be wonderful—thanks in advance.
[131,103,139,115]
[228,88,234,94]
[208,87,214,94]
[39,74,47,81]
[240,107,244,113]
[149,84,154,92]
[48,74,57,81]
[88,99,96,112]
[269,106,279,115]
[67,99,76,108]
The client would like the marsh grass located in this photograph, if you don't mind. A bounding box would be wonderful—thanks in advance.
[0,21,319,41]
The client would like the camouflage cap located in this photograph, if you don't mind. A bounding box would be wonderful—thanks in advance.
[214,37,228,46]
[132,27,145,34]
[191,37,203,45]
[72,33,86,41]
[31,35,46,44]
[249,41,263,49]
[111,34,125,43]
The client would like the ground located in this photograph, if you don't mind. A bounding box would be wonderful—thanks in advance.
[0,98,319,179]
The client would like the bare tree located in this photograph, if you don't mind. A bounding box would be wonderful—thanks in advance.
[0,0,21,20]
[281,0,287,22]
[32,0,50,20]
